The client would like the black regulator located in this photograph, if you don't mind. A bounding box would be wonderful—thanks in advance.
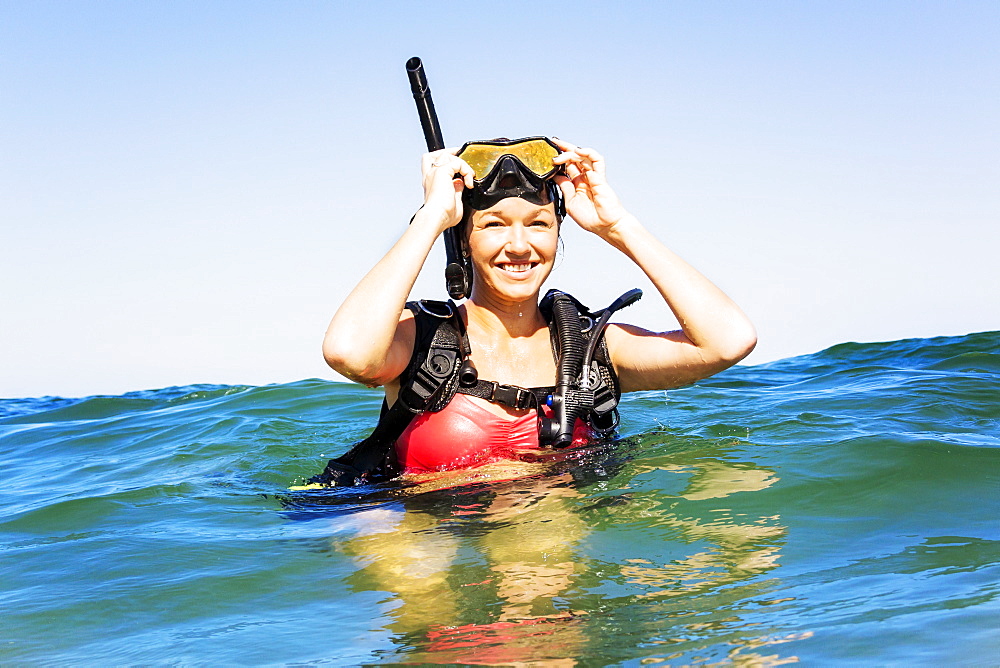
[539,288,643,447]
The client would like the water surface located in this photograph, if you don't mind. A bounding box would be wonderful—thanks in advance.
[2,332,998,664]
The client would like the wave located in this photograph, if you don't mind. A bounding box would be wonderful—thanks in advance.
[1,331,997,664]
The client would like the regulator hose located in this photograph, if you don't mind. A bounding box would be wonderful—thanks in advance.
[539,292,589,448]
[581,288,643,388]
[539,288,643,448]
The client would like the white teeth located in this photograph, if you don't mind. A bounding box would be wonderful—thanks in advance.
[500,263,533,273]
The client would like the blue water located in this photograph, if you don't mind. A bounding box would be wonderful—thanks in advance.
[2,332,998,665]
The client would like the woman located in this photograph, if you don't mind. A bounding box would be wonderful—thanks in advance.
[321,137,756,480]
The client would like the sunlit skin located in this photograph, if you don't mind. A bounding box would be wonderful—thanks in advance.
[321,137,766,653]
[457,199,563,418]
[466,198,559,311]
[324,138,757,418]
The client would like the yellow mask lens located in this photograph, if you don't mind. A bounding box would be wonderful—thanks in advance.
[457,138,560,181]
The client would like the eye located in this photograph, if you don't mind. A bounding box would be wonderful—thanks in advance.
[482,220,504,228]
[530,219,552,228]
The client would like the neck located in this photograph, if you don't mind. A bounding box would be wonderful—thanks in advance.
[465,288,545,338]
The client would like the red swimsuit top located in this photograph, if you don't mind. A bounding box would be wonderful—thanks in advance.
[395,393,591,473]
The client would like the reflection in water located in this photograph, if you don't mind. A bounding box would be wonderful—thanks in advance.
[637,630,814,667]
[344,471,588,663]
[335,437,791,664]
[622,459,783,600]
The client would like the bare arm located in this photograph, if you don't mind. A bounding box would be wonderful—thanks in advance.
[553,141,756,392]
[322,150,474,386]
[601,215,757,391]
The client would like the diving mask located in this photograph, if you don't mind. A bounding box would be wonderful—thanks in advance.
[458,137,561,181]
[457,137,563,211]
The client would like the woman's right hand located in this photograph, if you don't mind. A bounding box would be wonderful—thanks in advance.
[419,149,475,232]
[324,150,473,389]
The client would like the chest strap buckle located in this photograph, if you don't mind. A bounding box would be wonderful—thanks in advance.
[488,381,534,410]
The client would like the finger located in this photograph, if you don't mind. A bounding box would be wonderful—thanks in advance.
[574,147,606,175]
[423,147,452,164]
[585,170,609,190]
[562,161,583,181]
[585,172,612,194]
[556,174,591,204]
[425,152,474,188]
[552,154,577,167]
[552,138,586,171]
[555,151,597,176]
[422,153,442,178]
[424,147,461,169]
[454,156,476,189]
[573,146,603,161]
[550,137,577,152]
[552,148,584,165]
[555,175,575,202]
[566,154,595,174]
[431,152,468,170]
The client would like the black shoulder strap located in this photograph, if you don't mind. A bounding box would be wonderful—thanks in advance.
[311,300,465,486]
[311,291,623,485]
[397,300,466,413]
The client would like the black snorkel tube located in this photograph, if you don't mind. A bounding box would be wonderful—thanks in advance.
[540,288,643,448]
[405,57,640,446]
[405,57,470,300]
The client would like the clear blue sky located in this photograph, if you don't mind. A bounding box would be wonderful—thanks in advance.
[2,1,998,398]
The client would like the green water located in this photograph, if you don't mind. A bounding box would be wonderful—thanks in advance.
[2,332,998,664]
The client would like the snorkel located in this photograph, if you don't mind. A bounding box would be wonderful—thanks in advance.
[406,57,470,300]
[404,57,640,447]
[406,57,565,298]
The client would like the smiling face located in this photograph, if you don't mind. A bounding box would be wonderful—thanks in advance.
[466,197,559,305]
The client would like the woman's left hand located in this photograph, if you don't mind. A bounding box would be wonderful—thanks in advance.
[552,139,630,237]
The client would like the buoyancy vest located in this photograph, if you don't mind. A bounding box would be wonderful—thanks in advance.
[310,289,624,487]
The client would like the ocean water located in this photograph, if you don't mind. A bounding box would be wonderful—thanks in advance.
[2,331,998,666]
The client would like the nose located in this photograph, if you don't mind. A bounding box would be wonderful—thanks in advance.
[505,224,530,254]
